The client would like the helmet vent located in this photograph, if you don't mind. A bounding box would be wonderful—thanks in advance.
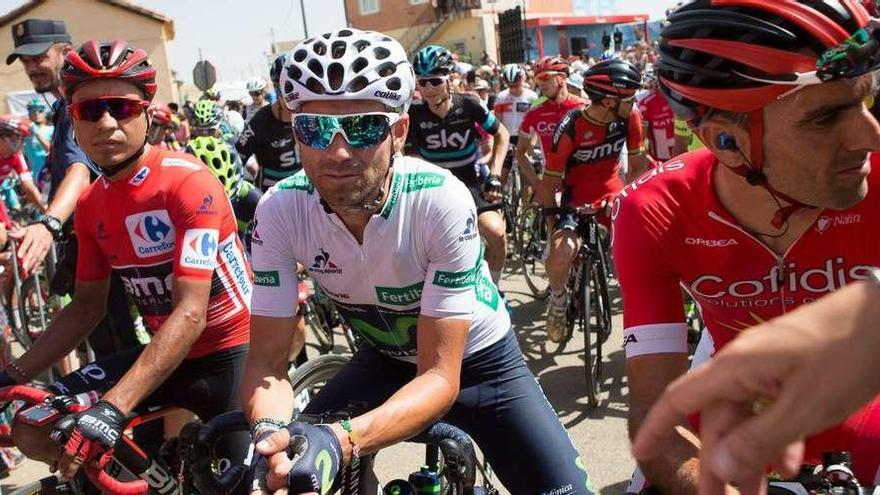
[347,76,368,92]
[308,59,325,78]
[287,65,302,81]
[206,140,215,151]
[352,57,368,73]
[328,63,344,90]
[353,40,370,52]
[331,41,347,59]
[306,78,326,94]
[338,29,353,37]
[377,62,396,77]
[293,49,308,62]
[313,41,327,56]
[386,77,401,90]
[374,47,390,60]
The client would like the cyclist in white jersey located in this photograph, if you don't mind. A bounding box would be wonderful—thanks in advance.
[495,64,538,185]
[240,28,594,494]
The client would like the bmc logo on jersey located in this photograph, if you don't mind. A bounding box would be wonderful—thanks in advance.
[572,138,626,164]
[181,229,219,270]
[425,129,471,150]
[125,210,176,258]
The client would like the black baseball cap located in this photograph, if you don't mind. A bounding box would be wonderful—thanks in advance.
[6,19,71,65]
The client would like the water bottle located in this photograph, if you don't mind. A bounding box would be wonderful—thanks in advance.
[408,466,442,494]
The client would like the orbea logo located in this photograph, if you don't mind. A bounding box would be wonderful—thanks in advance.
[125,210,176,259]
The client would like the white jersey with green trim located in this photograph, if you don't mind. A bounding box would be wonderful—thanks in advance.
[249,155,510,362]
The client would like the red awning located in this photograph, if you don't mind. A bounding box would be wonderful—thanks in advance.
[525,15,648,27]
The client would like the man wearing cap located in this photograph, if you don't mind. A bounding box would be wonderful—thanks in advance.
[7,19,138,359]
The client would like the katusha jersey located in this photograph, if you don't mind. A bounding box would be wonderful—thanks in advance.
[250,156,510,363]
[612,148,880,482]
[518,96,585,157]
[547,107,644,206]
[75,146,252,359]
[636,90,675,161]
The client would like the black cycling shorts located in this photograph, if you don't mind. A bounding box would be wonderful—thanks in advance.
[50,344,248,421]
[303,331,595,494]
[447,163,493,210]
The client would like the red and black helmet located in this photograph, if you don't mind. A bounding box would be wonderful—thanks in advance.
[534,56,570,77]
[61,40,158,100]
[0,115,30,137]
[657,0,870,120]
[149,104,173,125]
[582,59,643,99]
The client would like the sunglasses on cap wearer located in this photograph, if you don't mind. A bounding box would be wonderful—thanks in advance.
[417,76,448,88]
[69,96,150,122]
[292,112,401,150]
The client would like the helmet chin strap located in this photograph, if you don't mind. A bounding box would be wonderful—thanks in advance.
[727,109,814,232]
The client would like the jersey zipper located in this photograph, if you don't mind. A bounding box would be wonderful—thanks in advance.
[706,211,815,314]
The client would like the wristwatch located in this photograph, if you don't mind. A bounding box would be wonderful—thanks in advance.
[38,214,63,240]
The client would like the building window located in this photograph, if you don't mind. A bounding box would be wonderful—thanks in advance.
[409,0,428,4]
[359,0,380,14]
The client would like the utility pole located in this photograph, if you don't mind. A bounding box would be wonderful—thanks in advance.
[300,0,310,38]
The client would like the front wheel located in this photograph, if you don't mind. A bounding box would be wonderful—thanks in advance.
[516,206,550,299]
[288,354,350,414]
[580,255,604,410]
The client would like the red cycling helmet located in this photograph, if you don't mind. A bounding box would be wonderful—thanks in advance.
[534,56,570,77]
[149,104,173,125]
[0,115,30,137]
[863,0,879,16]
[657,0,872,228]
[61,40,158,100]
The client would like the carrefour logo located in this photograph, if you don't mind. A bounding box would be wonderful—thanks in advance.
[125,210,176,258]
[180,229,219,270]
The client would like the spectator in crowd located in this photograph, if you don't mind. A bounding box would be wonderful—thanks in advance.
[22,98,53,190]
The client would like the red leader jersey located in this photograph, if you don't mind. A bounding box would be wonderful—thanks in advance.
[75,146,251,358]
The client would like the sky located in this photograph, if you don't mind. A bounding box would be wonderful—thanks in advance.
[1,0,668,84]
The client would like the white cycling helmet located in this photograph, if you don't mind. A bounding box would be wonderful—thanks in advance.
[280,28,415,114]
[246,77,267,93]
[501,63,524,84]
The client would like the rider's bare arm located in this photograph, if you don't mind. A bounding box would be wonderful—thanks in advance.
[626,152,654,184]
[628,354,704,495]
[240,314,298,425]
[102,277,211,414]
[14,278,109,380]
[515,132,541,187]
[19,174,45,211]
[339,316,468,461]
[487,123,510,177]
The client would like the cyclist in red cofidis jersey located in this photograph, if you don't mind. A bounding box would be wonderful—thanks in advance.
[614,1,880,492]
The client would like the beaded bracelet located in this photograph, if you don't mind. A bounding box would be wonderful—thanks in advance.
[250,417,286,440]
[340,418,361,459]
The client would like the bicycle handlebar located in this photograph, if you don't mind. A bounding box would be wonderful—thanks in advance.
[83,451,149,495]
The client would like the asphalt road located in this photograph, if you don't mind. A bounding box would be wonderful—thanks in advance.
[1,263,635,494]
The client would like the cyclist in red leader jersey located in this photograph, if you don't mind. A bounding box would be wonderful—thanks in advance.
[614,1,880,492]
[542,59,649,342]
[515,57,585,190]
[6,40,251,480]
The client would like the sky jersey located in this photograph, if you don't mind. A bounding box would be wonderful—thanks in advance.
[547,107,644,206]
[236,104,302,192]
[406,93,500,170]
[75,146,252,359]
[636,90,675,161]
[518,96,585,157]
[612,149,880,483]
[250,156,510,363]
[493,87,538,139]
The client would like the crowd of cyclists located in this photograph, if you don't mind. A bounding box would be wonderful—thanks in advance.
[0,0,878,493]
